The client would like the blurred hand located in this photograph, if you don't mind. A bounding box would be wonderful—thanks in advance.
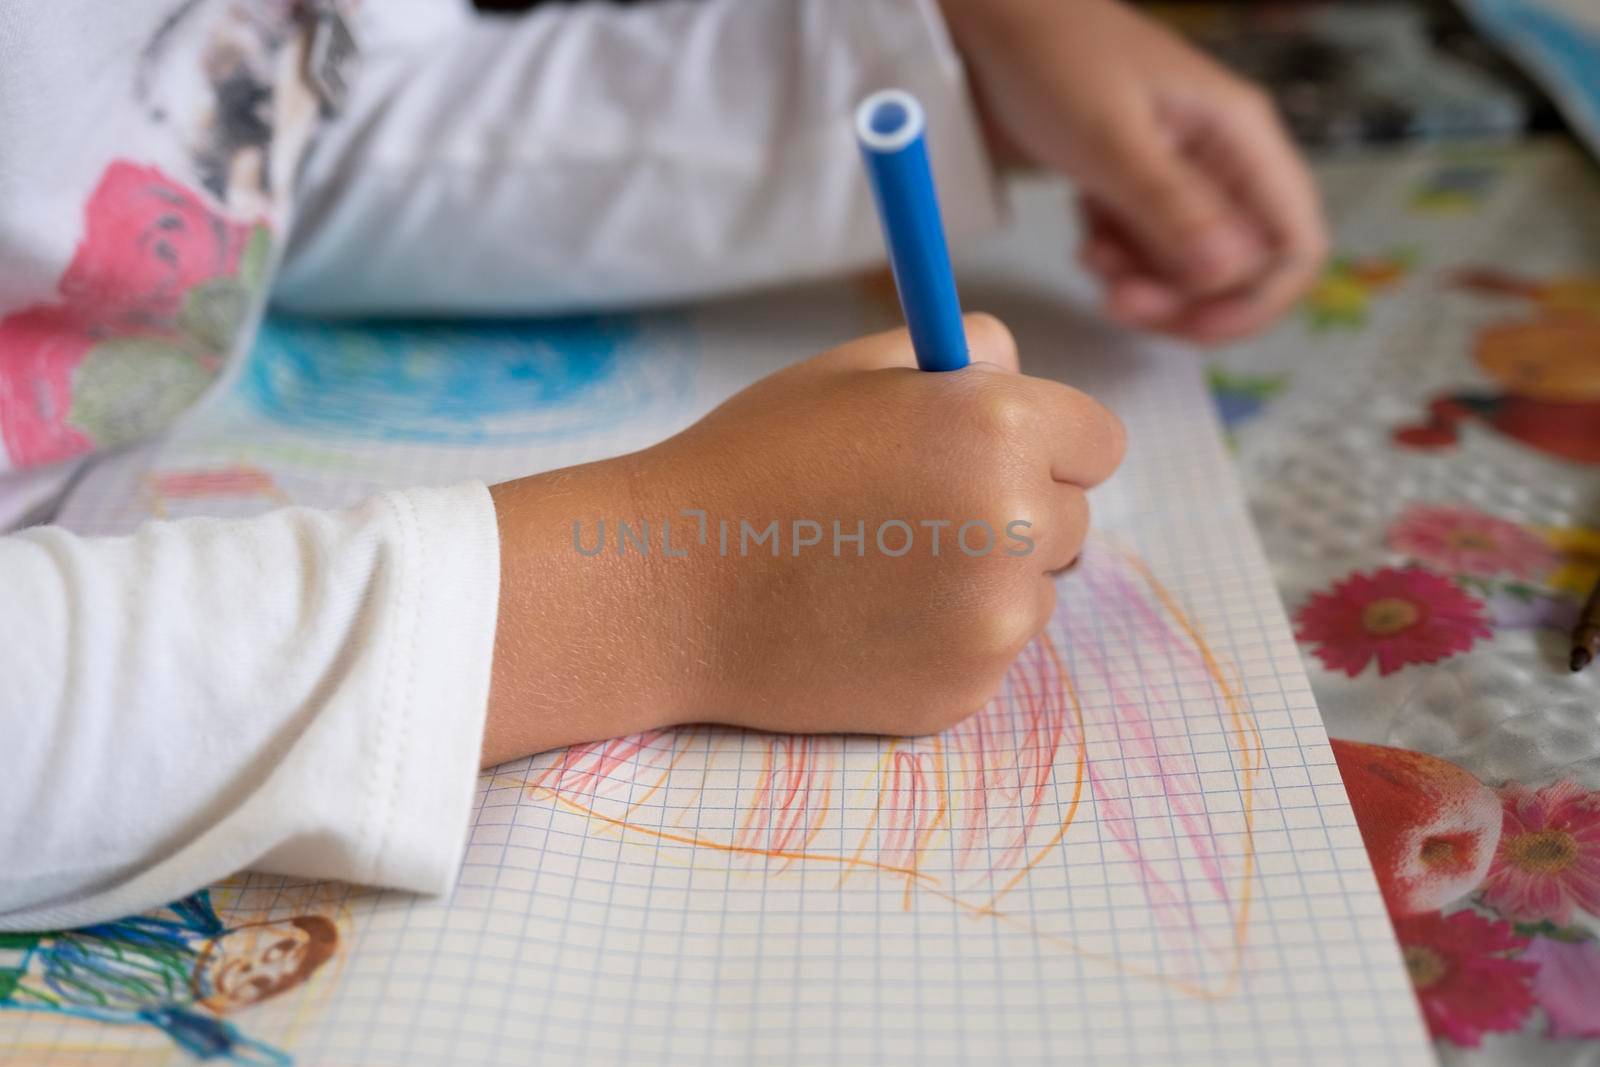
[484,316,1124,765]
[940,0,1328,344]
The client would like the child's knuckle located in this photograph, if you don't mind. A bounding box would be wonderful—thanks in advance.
[970,598,1041,662]
[967,384,1034,447]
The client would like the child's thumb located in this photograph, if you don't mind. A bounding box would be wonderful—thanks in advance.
[959,312,1021,373]
[807,313,1019,375]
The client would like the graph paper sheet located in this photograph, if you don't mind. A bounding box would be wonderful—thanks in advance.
[3,181,1431,1065]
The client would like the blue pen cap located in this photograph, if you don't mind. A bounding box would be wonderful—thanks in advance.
[856,89,969,372]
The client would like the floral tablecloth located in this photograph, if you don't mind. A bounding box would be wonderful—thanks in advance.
[1211,137,1600,1063]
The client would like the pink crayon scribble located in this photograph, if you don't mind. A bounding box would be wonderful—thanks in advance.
[143,464,287,516]
[526,729,682,804]
[520,543,1260,997]
[1057,551,1255,978]
[945,637,1074,882]
[733,736,835,871]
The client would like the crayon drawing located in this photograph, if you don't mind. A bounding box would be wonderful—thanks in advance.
[240,313,696,445]
[144,465,290,518]
[0,890,342,1064]
[521,544,1263,999]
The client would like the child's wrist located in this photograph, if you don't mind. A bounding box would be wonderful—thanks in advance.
[482,460,704,766]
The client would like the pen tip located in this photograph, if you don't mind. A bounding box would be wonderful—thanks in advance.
[1571,647,1592,672]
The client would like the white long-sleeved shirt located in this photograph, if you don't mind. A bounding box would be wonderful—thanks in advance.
[0,0,1002,929]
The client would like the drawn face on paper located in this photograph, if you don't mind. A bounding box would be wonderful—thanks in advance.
[197,915,339,1012]
[1474,319,1600,403]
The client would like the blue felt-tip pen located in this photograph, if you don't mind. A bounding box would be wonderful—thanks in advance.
[855,89,969,372]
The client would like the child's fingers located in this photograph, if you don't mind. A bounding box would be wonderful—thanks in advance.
[1106,276,1183,325]
[803,313,1020,375]
[1031,579,1060,636]
[1083,188,1308,342]
[1162,253,1317,344]
[960,312,1022,373]
[1032,484,1091,575]
[1213,92,1329,295]
[1014,377,1127,488]
[1079,235,1131,281]
[1075,109,1263,296]
[1077,198,1146,280]
[1079,199,1199,326]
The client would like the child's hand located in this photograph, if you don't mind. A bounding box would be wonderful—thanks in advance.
[483,315,1123,765]
[941,0,1327,344]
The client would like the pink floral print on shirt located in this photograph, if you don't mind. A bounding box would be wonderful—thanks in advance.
[0,161,268,469]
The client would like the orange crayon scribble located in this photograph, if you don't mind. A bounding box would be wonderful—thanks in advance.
[519,545,1263,1000]
[528,785,938,886]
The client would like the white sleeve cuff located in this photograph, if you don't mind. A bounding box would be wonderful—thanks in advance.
[360,481,501,895]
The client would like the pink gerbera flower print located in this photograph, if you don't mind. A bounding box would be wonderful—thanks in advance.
[1388,504,1557,580]
[1294,567,1492,677]
[1394,911,1536,1047]
[1480,780,1600,924]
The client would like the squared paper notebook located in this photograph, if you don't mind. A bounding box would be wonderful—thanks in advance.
[4,181,1431,1065]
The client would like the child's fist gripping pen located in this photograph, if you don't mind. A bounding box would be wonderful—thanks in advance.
[485,315,1124,766]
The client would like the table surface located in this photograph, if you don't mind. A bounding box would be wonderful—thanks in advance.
[1208,136,1600,1063]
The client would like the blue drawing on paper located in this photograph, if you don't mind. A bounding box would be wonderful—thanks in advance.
[239,313,695,444]
[0,891,338,1064]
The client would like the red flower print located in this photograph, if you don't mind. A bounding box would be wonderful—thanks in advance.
[58,162,252,332]
[0,305,96,468]
[1522,936,1600,1039]
[0,161,267,470]
[1394,910,1536,1046]
[1480,780,1600,925]
[1294,567,1492,677]
[1387,504,1557,581]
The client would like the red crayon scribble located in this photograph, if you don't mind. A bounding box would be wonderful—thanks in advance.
[144,464,288,516]
[520,543,1261,999]
[733,736,836,873]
